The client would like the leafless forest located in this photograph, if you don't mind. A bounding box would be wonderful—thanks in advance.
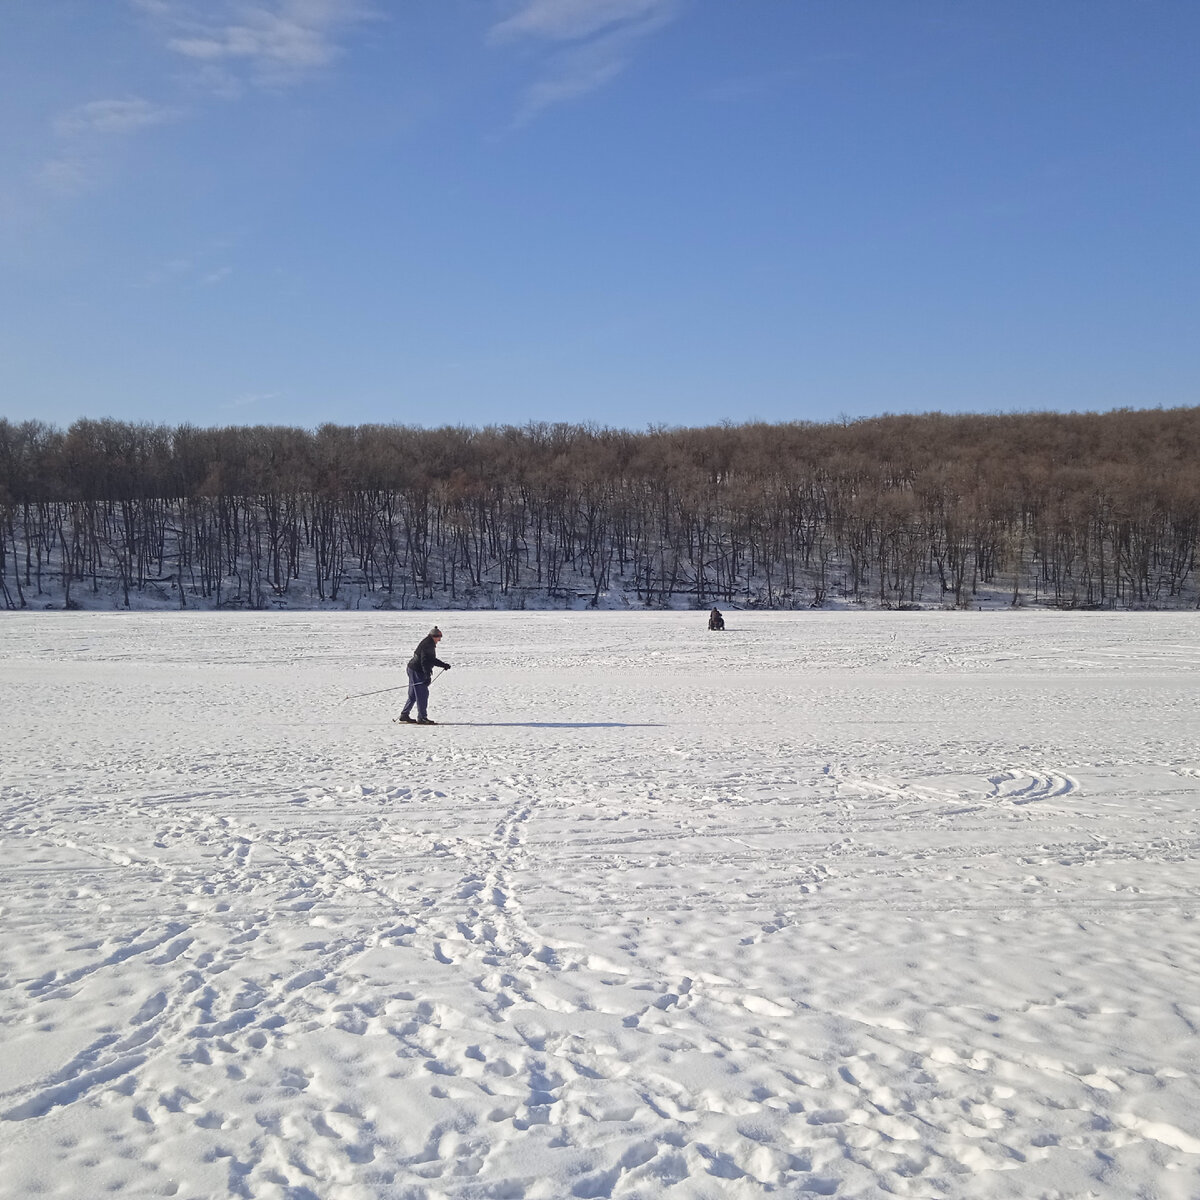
[2,408,1198,611]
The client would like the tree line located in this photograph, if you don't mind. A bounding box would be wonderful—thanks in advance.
[1,408,1197,610]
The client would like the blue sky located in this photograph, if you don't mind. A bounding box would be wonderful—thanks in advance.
[2,1,1197,432]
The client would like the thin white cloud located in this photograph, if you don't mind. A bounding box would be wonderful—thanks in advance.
[38,98,183,197]
[492,0,675,44]
[134,246,239,289]
[35,156,98,198]
[134,0,378,92]
[519,39,628,114]
[491,0,681,124]
[33,3,372,202]
[54,97,183,137]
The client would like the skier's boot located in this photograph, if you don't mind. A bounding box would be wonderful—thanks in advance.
[417,717,437,725]
[397,713,415,723]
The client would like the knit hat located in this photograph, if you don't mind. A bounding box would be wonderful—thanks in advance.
[430,626,442,637]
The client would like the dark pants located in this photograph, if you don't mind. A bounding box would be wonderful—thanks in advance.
[400,667,429,720]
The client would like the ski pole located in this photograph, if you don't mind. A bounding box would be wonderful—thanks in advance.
[341,683,408,703]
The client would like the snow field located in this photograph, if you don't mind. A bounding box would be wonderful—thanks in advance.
[1,610,1199,1199]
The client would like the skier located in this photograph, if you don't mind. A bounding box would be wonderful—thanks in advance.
[708,607,725,631]
[398,626,451,725]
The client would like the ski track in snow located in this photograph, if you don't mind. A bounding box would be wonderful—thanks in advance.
[1,610,1199,1198]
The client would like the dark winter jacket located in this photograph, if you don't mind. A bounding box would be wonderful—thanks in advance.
[407,635,449,684]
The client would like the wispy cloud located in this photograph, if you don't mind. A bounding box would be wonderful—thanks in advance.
[34,156,102,198]
[134,247,237,289]
[492,0,677,44]
[491,0,681,124]
[54,97,183,137]
[32,4,372,202]
[133,0,378,93]
[39,97,183,196]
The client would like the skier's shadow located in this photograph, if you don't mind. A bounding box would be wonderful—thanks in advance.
[451,721,664,729]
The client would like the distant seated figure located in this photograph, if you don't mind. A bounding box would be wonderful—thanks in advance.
[708,607,725,631]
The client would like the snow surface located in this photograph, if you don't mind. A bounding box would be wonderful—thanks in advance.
[2,610,1199,1200]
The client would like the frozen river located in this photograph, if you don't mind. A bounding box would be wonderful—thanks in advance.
[2,610,1199,1198]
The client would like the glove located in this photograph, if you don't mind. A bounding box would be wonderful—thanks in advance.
[442,663,451,670]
